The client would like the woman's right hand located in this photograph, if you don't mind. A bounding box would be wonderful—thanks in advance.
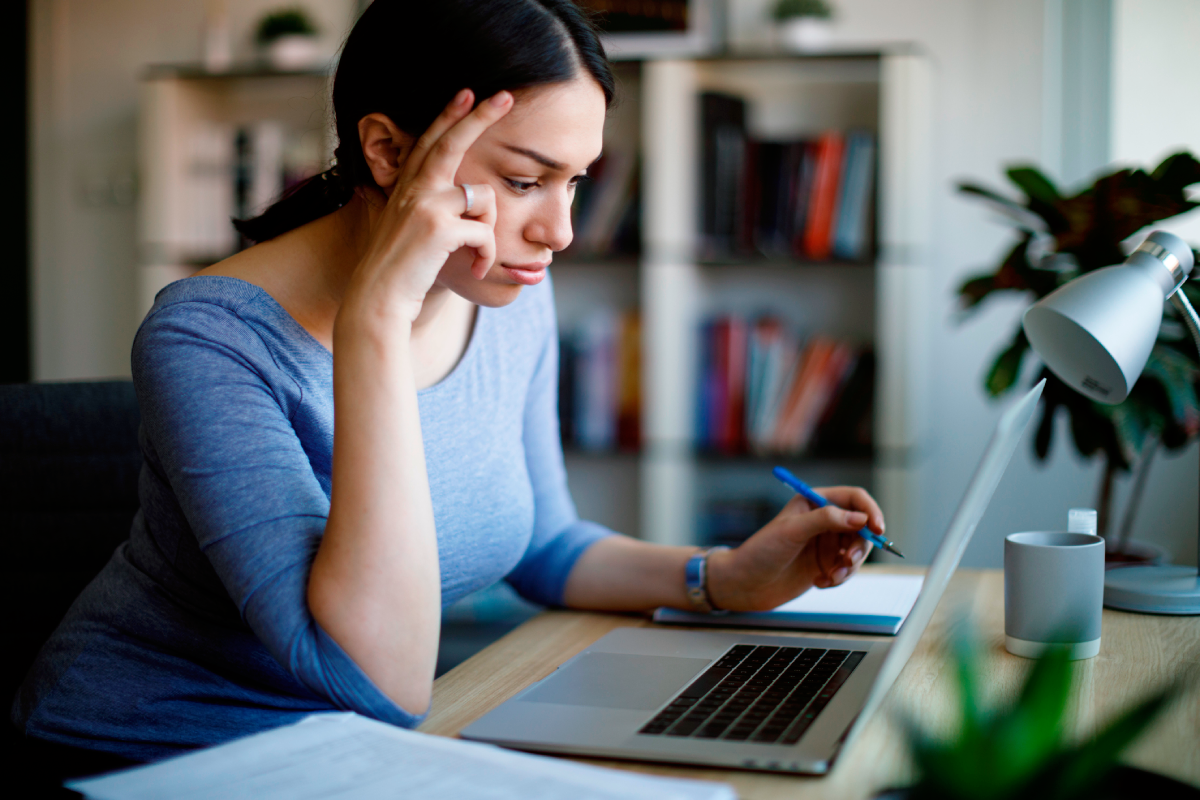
[341,88,514,327]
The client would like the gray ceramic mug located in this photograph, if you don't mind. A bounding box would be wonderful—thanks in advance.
[1004,531,1105,660]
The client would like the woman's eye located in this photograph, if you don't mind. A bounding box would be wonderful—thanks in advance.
[505,178,539,192]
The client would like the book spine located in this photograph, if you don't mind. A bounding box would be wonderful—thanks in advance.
[802,132,845,261]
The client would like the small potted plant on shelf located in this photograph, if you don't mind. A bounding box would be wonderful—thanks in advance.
[875,634,1190,800]
[956,152,1200,567]
[256,7,322,72]
[771,0,835,52]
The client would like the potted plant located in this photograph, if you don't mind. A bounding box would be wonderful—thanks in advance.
[256,7,321,71]
[875,635,1189,800]
[956,152,1200,565]
[771,0,835,52]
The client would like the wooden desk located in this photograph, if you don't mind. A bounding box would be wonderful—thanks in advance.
[420,567,1200,799]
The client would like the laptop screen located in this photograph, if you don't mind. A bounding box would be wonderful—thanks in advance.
[839,380,1045,752]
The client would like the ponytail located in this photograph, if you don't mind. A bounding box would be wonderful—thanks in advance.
[233,165,355,244]
[233,0,614,244]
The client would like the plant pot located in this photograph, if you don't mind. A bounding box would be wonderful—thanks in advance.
[1105,539,1169,569]
[871,764,1200,799]
[776,18,833,52]
[264,35,322,71]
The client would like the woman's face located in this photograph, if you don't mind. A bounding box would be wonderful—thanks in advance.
[437,76,607,307]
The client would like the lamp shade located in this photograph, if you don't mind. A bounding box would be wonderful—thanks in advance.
[1022,231,1194,405]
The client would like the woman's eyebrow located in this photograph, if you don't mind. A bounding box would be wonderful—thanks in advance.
[502,144,602,172]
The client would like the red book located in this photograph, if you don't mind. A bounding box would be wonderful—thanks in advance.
[793,341,855,452]
[709,319,729,448]
[772,337,836,453]
[616,312,641,451]
[802,132,845,261]
[720,316,748,453]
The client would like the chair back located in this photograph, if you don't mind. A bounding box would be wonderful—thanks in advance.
[0,381,142,707]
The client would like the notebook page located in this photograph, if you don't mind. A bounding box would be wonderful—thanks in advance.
[68,713,736,800]
[771,573,923,617]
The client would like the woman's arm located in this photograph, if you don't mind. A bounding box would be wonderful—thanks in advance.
[563,489,883,613]
[306,90,513,716]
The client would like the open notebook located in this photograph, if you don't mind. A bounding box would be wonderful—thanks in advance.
[653,573,924,635]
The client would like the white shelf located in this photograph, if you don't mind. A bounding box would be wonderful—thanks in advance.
[635,53,931,548]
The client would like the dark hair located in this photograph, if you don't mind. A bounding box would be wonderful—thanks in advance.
[235,0,615,244]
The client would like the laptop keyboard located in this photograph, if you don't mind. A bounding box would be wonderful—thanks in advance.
[637,644,865,745]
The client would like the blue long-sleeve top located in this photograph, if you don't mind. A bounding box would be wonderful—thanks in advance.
[12,275,612,762]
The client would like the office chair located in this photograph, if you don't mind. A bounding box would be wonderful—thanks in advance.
[0,380,143,793]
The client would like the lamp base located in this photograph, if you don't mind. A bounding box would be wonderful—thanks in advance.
[1103,565,1200,615]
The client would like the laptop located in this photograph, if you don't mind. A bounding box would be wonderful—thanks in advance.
[462,381,1045,774]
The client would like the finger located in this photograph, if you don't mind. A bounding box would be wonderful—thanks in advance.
[399,89,476,185]
[458,183,496,228]
[415,91,514,187]
[780,505,870,549]
[815,485,885,534]
[451,219,496,276]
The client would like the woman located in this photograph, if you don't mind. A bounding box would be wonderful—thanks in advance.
[13,0,882,763]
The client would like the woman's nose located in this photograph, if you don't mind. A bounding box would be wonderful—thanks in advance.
[526,190,574,252]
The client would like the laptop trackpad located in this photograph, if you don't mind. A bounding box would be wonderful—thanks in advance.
[522,653,710,711]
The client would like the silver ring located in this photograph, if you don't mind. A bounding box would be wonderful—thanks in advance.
[461,183,474,214]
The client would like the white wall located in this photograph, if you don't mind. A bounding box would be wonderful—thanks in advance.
[1106,0,1200,567]
[30,0,355,380]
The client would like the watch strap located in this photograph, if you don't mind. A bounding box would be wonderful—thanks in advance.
[685,546,729,614]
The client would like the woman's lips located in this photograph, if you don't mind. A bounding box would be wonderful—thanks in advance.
[500,262,550,286]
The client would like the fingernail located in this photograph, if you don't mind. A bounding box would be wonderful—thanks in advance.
[833,567,849,582]
[455,89,471,107]
[489,91,511,107]
[877,517,886,533]
[846,511,868,527]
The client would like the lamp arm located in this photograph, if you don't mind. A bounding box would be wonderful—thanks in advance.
[1168,286,1200,573]
[1170,287,1200,359]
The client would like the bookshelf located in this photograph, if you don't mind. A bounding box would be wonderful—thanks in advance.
[636,52,931,550]
[136,51,930,553]
[137,65,333,315]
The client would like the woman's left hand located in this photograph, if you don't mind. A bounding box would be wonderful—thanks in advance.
[705,487,884,612]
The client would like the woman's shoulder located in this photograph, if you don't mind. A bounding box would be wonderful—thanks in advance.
[137,276,286,343]
[133,275,322,377]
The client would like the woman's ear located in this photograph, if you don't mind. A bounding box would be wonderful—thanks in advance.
[357,113,414,194]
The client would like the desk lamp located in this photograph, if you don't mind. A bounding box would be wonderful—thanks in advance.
[1023,230,1200,614]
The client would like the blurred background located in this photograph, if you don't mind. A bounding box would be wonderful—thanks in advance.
[5,1,1198,659]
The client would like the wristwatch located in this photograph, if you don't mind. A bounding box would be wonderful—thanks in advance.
[685,546,729,614]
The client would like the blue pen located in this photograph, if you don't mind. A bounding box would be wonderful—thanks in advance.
[772,466,905,558]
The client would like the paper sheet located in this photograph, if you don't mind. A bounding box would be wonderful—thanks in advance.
[68,713,737,800]
[771,573,923,616]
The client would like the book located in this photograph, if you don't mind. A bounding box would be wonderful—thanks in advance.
[653,573,925,635]
[699,92,748,256]
[801,131,846,261]
[832,130,877,261]
[574,311,618,451]
[68,712,736,800]
[560,310,641,452]
[616,311,642,450]
[771,337,837,452]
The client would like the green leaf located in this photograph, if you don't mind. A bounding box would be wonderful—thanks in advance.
[1049,686,1175,798]
[991,646,1071,778]
[1150,150,1200,189]
[957,273,997,311]
[1006,166,1062,205]
[957,181,1027,212]
[957,183,1049,232]
[985,330,1029,396]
